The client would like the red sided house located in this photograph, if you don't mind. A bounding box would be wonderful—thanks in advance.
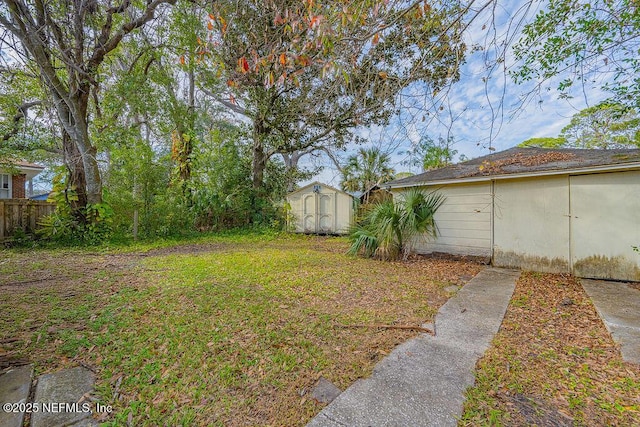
[0,161,44,199]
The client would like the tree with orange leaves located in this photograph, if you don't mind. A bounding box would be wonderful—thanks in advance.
[197,0,467,192]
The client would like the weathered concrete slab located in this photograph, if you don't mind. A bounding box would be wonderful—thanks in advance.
[0,365,33,427]
[31,367,97,427]
[307,267,519,427]
[434,268,520,356]
[582,279,640,364]
[309,338,479,427]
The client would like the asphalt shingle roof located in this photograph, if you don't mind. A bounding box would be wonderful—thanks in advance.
[385,147,640,187]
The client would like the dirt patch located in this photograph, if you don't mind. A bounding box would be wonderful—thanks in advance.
[500,393,573,426]
[410,251,491,266]
[139,242,239,257]
[0,251,149,373]
[629,282,640,291]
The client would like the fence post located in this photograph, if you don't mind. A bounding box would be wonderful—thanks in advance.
[0,200,55,241]
[29,201,37,232]
[0,201,4,240]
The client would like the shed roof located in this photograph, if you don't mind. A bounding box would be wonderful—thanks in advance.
[385,147,640,188]
[287,181,354,198]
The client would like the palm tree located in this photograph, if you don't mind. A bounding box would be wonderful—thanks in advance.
[348,188,444,261]
[341,147,395,193]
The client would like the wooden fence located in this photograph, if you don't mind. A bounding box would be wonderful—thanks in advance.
[0,199,56,241]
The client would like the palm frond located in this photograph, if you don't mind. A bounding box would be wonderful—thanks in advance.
[347,224,378,257]
[347,188,445,261]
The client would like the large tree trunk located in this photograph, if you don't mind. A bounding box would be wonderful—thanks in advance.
[167,65,195,188]
[54,92,103,206]
[252,119,268,190]
[74,126,102,205]
[62,130,87,211]
[0,0,177,210]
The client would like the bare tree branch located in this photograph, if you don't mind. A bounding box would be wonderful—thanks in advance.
[199,87,249,116]
[2,100,42,141]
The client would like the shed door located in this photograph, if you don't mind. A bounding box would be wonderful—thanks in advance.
[570,171,640,281]
[409,182,492,256]
[318,194,334,233]
[302,192,335,234]
[303,194,317,233]
[434,182,492,256]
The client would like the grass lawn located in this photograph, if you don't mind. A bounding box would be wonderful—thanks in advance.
[0,233,482,426]
[460,272,640,426]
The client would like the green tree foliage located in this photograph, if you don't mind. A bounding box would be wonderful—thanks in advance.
[348,188,444,260]
[517,103,640,149]
[0,0,177,210]
[518,137,567,148]
[559,103,640,149]
[38,170,114,243]
[416,135,458,170]
[189,124,289,231]
[341,147,395,193]
[512,0,640,108]
[8,1,575,243]
[0,68,50,153]
[201,0,467,190]
[90,30,189,238]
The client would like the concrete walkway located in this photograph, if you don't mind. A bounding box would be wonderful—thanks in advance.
[307,267,520,427]
[582,279,640,364]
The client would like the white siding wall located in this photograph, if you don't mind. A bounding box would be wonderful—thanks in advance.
[396,182,492,257]
[493,176,571,272]
[334,191,354,234]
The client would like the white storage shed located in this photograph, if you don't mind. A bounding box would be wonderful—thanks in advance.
[286,181,355,235]
[385,147,640,282]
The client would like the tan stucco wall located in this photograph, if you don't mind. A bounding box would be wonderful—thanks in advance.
[570,171,640,281]
[493,176,571,273]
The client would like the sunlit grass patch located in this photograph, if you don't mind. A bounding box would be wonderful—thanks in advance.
[1,233,482,426]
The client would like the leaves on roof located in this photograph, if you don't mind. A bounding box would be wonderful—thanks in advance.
[476,152,577,175]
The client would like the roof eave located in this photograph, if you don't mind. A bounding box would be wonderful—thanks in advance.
[286,181,354,198]
[0,165,44,180]
[386,162,640,189]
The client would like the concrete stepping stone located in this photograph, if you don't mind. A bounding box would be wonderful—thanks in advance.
[0,365,33,427]
[311,377,342,404]
[31,367,97,427]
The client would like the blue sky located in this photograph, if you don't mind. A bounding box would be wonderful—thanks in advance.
[307,1,610,187]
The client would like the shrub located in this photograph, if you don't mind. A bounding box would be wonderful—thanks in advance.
[348,188,444,260]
